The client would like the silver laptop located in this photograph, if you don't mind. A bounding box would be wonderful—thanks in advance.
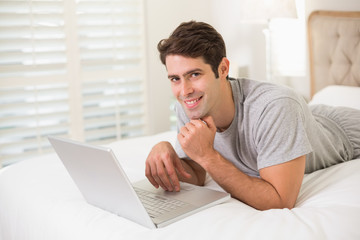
[48,136,230,229]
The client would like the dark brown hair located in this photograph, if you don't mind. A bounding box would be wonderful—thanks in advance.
[157,21,226,78]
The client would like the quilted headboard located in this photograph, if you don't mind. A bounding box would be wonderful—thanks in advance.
[308,11,360,98]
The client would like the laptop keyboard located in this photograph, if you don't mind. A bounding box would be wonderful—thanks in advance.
[134,188,189,218]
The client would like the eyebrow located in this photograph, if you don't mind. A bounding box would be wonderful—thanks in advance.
[168,68,203,79]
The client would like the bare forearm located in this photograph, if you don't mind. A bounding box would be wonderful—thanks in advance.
[178,159,206,186]
[176,117,304,209]
[201,152,287,210]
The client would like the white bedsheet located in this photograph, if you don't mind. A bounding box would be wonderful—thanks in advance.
[1,130,360,240]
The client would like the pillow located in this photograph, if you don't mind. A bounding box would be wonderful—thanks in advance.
[309,85,360,110]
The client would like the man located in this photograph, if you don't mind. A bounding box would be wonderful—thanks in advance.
[145,21,360,210]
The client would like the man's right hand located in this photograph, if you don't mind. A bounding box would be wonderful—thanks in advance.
[145,141,192,192]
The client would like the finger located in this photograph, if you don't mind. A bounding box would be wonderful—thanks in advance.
[145,161,159,189]
[186,121,197,129]
[181,122,197,136]
[179,124,191,135]
[190,119,206,128]
[156,161,174,191]
[177,132,185,147]
[163,160,181,192]
[149,160,168,191]
[201,115,216,132]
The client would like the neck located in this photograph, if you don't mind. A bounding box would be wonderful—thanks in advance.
[213,80,235,132]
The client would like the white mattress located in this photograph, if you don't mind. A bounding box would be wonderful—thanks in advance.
[0,130,360,240]
[1,85,360,240]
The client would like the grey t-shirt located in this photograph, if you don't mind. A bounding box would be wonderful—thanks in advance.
[174,78,353,177]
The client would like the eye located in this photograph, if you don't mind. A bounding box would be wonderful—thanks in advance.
[191,72,200,78]
[169,77,180,82]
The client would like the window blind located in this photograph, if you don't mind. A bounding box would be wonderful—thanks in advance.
[77,0,146,144]
[0,0,146,167]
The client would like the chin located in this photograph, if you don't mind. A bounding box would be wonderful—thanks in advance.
[186,111,204,120]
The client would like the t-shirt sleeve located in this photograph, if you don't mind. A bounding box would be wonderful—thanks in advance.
[254,98,313,170]
[174,102,190,159]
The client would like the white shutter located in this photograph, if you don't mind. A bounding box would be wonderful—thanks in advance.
[77,0,147,144]
[82,77,146,142]
[0,0,70,166]
[0,83,70,165]
[0,0,146,167]
[0,0,67,77]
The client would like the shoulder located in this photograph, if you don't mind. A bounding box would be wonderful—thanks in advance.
[233,78,306,114]
[232,79,310,137]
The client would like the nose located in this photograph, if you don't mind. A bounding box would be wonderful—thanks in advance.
[181,79,194,96]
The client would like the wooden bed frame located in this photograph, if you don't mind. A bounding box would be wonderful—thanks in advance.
[307,10,360,98]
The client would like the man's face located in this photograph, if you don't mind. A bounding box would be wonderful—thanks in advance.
[165,55,221,120]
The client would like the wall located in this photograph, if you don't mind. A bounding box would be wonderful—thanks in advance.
[145,0,360,135]
[144,0,213,135]
[305,0,360,16]
[144,0,268,135]
[210,0,268,81]
[212,0,310,99]
[211,0,360,100]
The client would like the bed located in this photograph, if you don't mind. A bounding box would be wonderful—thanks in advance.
[1,10,360,240]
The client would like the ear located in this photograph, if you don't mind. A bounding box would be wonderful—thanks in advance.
[218,57,230,79]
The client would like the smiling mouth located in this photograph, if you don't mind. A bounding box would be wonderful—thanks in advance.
[184,96,202,108]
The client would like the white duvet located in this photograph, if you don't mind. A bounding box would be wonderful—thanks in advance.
[1,85,360,240]
[0,130,360,240]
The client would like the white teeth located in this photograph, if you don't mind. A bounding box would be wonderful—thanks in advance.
[185,98,199,104]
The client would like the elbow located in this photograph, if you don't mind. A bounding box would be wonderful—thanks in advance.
[278,195,297,210]
[260,199,296,211]
[282,200,296,210]
[264,190,298,210]
[246,197,296,211]
[272,202,295,210]
[255,204,295,211]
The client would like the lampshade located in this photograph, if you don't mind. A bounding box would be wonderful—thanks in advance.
[238,0,297,21]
